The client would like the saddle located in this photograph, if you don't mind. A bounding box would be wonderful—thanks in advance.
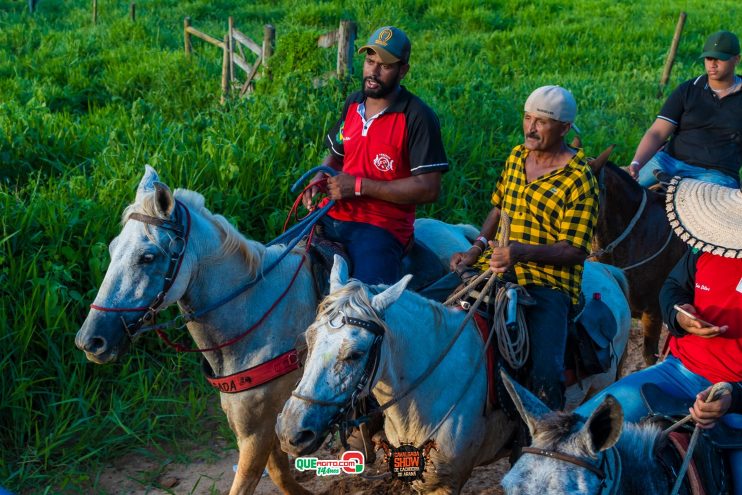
[307,233,448,297]
[567,292,618,378]
[641,383,738,495]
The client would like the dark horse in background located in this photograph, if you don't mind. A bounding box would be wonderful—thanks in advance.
[588,146,687,365]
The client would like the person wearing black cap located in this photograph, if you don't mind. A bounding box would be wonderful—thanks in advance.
[629,30,742,188]
[302,26,448,285]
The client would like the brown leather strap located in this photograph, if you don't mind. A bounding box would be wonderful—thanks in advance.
[520,446,606,479]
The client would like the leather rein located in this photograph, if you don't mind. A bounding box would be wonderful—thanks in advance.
[520,445,622,495]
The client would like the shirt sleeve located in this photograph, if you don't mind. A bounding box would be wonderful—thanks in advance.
[406,103,448,175]
[557,172,599,253]
[659,248,697,336]
[657,81,688,127]
[325,94,355,159]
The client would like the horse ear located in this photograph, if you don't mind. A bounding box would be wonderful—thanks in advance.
[153,181,174,217]
[588,144,615,173]
[136,165,159,202]
[370,274,412,314]
[330,255,349,292]
[578,394,623,455]
[499,369,551,436]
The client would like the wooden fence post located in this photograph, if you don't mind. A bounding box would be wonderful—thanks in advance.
[129,2,136,22]
[184,17,192,57]
[228,17,235,82]
[92,0,97,25]
[657,12,687,98]
[263,24,275,79]
[221,35,230,103]
[337,20,357,79]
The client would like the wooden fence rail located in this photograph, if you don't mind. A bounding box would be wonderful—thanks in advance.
[183,16,274,102]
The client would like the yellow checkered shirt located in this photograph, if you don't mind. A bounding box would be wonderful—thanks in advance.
[476,145,598,303]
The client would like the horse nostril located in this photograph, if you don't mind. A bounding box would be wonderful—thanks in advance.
[85,336,107,354]
[290,430,316,447]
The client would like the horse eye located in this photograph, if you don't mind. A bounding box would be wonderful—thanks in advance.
[139,253,156,264]
[343,350,365,362]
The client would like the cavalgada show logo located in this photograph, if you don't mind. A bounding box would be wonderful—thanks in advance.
[294,451,365,476]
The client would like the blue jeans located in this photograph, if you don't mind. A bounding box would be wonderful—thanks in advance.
[318,216,404,285]
[523,285,571,410]
[575,356,742,494]
[638,151,740,188]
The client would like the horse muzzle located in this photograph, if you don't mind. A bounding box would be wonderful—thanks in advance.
[276,408,328,456]
[75,314,130,363]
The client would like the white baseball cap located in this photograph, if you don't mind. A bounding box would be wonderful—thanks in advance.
[524,85,579,132]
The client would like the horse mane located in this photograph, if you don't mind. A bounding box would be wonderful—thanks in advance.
[311,280,387,333]
[604,161,643,193]
[615,421,662,465]
[122,188,265,277]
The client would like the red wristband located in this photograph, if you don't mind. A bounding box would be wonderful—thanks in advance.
[354,176,363,197]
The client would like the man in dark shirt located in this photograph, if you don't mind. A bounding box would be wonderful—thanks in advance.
[303,26,448,285]
[629,31,742,188]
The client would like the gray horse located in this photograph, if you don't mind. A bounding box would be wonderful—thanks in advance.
[500,371,682,495]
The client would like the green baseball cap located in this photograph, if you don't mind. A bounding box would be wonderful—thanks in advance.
[699,30,740,61]
[358,26,411,64]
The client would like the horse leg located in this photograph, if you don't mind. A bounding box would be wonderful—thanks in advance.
[641,311,663,366]
[265,434,312,495]
[229,430,273,495]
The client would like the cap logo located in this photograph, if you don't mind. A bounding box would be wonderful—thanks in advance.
[375,28,393,47]
[536,107,555,116]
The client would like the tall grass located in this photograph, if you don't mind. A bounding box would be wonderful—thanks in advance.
[1,0,741,492]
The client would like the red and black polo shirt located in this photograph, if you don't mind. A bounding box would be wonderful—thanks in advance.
[324,86,448,244]
[658,74,742,178]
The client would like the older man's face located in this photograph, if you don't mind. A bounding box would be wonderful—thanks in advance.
[523,112,571,152]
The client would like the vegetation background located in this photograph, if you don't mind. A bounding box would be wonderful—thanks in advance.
[1,0,741,492]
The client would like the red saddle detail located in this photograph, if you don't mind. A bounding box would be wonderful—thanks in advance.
[471,312,498,407]
[668,431,706,495]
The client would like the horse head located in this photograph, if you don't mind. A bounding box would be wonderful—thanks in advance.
[276,255,411,456]
[75,166,196,363]
[500,371,624,494]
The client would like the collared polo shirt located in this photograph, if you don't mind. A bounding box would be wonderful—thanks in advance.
[659,74,742,178]
[477,145,598,303]
[324,86,448,244]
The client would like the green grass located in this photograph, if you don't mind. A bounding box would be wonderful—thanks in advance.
[1,0,741,492]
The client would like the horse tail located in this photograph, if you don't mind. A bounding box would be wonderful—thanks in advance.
[602,264,630,301]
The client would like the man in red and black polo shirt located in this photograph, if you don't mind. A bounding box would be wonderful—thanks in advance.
[303,26,448,285]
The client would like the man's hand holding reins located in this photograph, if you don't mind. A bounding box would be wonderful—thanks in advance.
[690,384,732,429]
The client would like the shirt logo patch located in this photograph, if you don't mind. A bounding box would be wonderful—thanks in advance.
[373,153,394,172]
[335,123,345,144]
[736,277,742,294]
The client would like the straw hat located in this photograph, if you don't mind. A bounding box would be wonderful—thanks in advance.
[666,177,742,258]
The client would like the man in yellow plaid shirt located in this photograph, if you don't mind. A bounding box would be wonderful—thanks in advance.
[450,86,599,410]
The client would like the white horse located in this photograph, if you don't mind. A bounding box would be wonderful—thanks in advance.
[75,166,478,495]
[277,255,631,494]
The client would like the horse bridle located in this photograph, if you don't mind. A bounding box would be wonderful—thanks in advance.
[89,199,191,341]
[520,445,622,495]
[291,311,386,440]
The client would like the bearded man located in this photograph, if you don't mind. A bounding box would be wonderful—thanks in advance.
[303,26,448,284]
